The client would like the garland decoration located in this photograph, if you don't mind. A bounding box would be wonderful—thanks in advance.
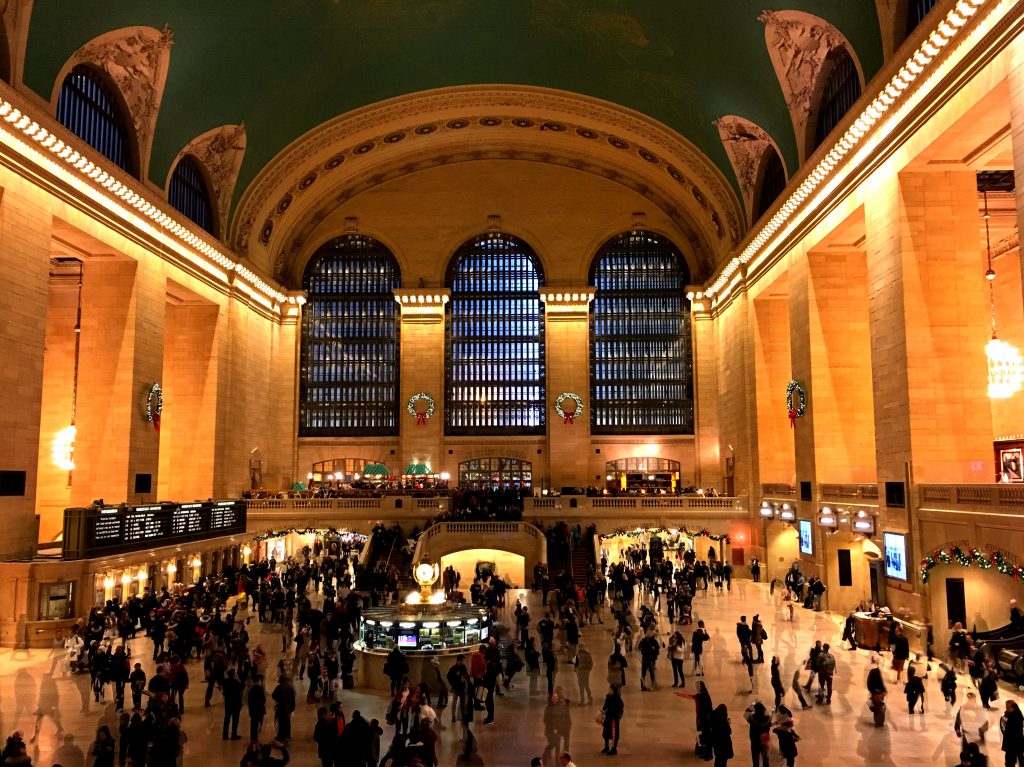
[786,380,806,428]
[251,527,369,544]
[146,383,163,432]
[919,545,1021,582]
[600,526,731,544]
[407,393,435,426]
[555,392,584,425]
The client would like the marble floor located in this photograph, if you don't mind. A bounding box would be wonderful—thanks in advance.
[0,580,1016,766]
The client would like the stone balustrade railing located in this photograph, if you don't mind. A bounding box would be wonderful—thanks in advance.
[819,483,879,501]
[761,483,797,498]
[523,496,747,514]
[245,496,449,515]
[919,484,1024,512]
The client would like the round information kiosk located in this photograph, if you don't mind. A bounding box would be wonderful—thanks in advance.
[354,558,492,689]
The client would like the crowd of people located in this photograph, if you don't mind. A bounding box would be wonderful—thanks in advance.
[7,526,1024,767]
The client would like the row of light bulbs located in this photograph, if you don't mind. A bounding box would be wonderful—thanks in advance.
[0,97,287,308]
[705,0,988,302]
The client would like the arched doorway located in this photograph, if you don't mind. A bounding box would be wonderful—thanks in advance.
[440,548,526,590]
[605,457,680,493]
[458,457,532,489]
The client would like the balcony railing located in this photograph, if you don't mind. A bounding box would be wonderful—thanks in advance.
[919,484,1024,511]
[819,484,879,501]
[761,483,797,498]
[523,496,746,514]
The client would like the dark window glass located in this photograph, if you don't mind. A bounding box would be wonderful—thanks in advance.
[906,0,939,36]
[300,235,401,436]
[813,50,861,150]
[754,148,786,221]
[0,21,10,83]
[590,231,693,434]
[168,155,216,235]
[445,233,545,435]
[56,65,134,174]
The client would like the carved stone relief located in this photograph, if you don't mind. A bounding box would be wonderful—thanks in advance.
[759,10,858,163]
[171,123,247,239]
[714,115,786,224]
[60,25,174,173]
[0,0,33,84]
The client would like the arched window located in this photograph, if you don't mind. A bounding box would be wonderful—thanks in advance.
[813,49,862,151]
[754,147,787,221]
[445,233,545,435]
[590,231,693,434]
[56,65,136,175]
[168,155,216,235]
[906,0,939,37]
[299,235,401,436]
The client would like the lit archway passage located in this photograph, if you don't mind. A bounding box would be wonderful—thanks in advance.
[458,457,533,489]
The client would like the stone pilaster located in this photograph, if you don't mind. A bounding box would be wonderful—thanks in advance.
[541,289,594,488]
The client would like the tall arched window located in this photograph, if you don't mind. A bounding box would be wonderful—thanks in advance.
[168,155,216,235]
[0,21,10,84]
[754,147,787,222]
[906,0,939,38]
[445,233,545,435]
[56,65,136,175]
[812,49,861,151]
[590,231,693,434]
[299,235,401,436]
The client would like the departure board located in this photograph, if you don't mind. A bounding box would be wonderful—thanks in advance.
[62,500,246,560]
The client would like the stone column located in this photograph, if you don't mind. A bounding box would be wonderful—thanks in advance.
[540,289,594,489]
[72,260,165,506]
[395,289,449,477]
[864,171,993,487]
[0,181,53,558]
[690,293,721,488]
[1007,32,1024,311]
[158,301,220,501]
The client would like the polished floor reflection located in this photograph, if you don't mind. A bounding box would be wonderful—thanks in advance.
[0,580,1010,766]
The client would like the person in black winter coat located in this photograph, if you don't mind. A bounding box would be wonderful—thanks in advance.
[773,719,800,767]
[904,666,925,714]
[1002,700,1024,766]
[708,704,733,767]
[601,685,624,755]
[745,702,771,767]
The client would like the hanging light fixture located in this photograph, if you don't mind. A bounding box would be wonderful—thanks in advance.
[981,187,1023,399]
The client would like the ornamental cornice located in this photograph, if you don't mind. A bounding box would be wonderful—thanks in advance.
[232,86,744,266]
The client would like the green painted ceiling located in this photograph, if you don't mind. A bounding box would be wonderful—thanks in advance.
[23,1,883,217]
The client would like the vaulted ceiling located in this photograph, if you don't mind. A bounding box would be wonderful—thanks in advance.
[21,0,884,220]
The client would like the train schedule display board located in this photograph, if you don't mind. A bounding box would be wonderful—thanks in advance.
[62,500,246,560]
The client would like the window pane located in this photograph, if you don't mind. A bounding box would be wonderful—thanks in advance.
[590,231,693,434]
[446,234,545,435]
[56,66,133,174]
[813,50,861,150]
[168,155,216,235]
[299,235,400,436]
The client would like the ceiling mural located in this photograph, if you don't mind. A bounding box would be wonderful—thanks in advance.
[21,1,884,228]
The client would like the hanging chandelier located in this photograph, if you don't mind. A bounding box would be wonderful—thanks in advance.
[981,186,1023,399]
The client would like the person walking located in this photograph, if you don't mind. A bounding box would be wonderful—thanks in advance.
[607,644,627,689]
[891,626,910,684]
[692,621,710,677]
[770,657,785,709]
[904,666,925,714]
[271,675,296,743]
[772,716,800,767]
[736,617,752,661]
[574,643,594,706]
[749,617,766,663]
[668,630,686,688]
[790,668,810,710]
[941,665,958,708]
[708,704,733,767]
[383,646,409,696]
[221,668,244,740]
[543,642,558,697]
[867,660,887,727]
[802,642,821,692]
[744,702,771,767]
[601,685,624,755]
[638,631,660,691]
[90,725,116,767]
[816,644,835,705]
[447,655,470,724]
[247,675,266,742]
[1002,700,1024,767]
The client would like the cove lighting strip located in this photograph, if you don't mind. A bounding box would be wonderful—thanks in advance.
[0,95,287,309]
[705,0,994,304]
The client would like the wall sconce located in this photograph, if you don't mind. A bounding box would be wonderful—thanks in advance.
[166,563,177,574]
[120,574,132,585]
[102,576,114,589]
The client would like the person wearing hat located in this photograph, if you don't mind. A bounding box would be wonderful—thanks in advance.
[772,708,800,767]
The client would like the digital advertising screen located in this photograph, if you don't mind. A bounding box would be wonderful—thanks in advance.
[798,519,813,555]
[884,532,908,581]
